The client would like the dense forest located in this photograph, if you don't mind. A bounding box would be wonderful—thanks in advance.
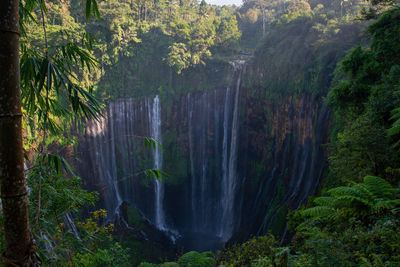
[0,0,399,266]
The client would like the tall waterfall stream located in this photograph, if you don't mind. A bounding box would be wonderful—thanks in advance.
[78,59,329,251]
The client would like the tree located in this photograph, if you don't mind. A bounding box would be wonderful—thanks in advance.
[0,1,36,266]
[287,0,311,14]
[361,0,400,18]
[327,7,400,183]
[0,0,102,264]
[252,0,270,36]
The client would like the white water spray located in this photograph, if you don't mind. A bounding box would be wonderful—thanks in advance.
[148,95,166,230]
[219,60,245,241]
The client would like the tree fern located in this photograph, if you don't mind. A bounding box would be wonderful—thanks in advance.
[301,206,336,218]
[334,195,371,208]
[328,185,373,202]
[302,176,399,220]
[363,176,394,199]
[313,196,336,206]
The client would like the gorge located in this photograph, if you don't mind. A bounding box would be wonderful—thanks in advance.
[77,58,330,251]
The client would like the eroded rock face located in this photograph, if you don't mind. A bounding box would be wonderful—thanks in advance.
[77,63,330,250]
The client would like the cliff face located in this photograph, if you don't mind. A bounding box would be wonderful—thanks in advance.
[77,62,330,250]
[236,90,330,241]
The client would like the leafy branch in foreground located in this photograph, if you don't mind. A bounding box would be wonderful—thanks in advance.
[0,0,103,264]
[20,36,102,135]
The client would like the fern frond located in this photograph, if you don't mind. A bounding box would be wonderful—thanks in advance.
[374,200,393,211]
[334,195,372,208]
[363,176,394,199]
[329,186,372,202]
[313,196,336,207]
[301,206,335,218]
[375,199,400,209]
[353,183,375,201]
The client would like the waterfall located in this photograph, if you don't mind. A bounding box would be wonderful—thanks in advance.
[188,94,197,231]
[186,60,245,243]
[148,95,166,231]
[64,213,80,240]
[147,96,180,242]
[81,96,180,242]
[219,87,231,238]
[109,102,124,219]
[78,59,330,250]
[219,60,244,240]
[40,233,55,258]
[84,108,120,222]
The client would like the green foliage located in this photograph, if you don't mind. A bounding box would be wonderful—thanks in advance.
[127,206,144,230]
[258,181,288,238]
[177,251,216,267]
[328,7,400,111]
[218,236,312,267]
[388,106,400,147]
[85,0,101,20]
[218,235,277,266]
[224,5,400,267]
[244,0,368,99]
[79,0,241,98]
[167,43,193,74]
[328,115,395,182]
[327,7,400,184]
[269,205,289,238]
[138,251,215,267]
[73,242,130,266]
[138,262,178,267]
[301,176,400,220]
[142,136,167,181]
[360,0,399,19]
[252,247,309,267]
[28,155,97,219]
[138,263,158,267]
[15,1,400,267]
[327,46,379,112]
[290,214,400,266]
[20,42,102,126]
[22,155,131,266]
[20,1,103,137]
[21,0,241,102]
[120,232,176,266]
[214,15,242,54]
[14,1,134,265]
[144,168,168,182]
[278,7,400,267]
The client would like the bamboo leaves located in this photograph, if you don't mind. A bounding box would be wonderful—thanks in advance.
[85,0,100,20]
[20,39,102,134]
[144,168,168,181]
[143,137,166,181]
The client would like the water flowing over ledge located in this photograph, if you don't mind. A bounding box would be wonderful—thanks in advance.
[77,61,330,250]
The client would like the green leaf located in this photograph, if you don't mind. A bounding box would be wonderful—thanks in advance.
[85,0,92,20]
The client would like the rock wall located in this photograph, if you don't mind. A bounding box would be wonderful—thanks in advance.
[77,62,330,250]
